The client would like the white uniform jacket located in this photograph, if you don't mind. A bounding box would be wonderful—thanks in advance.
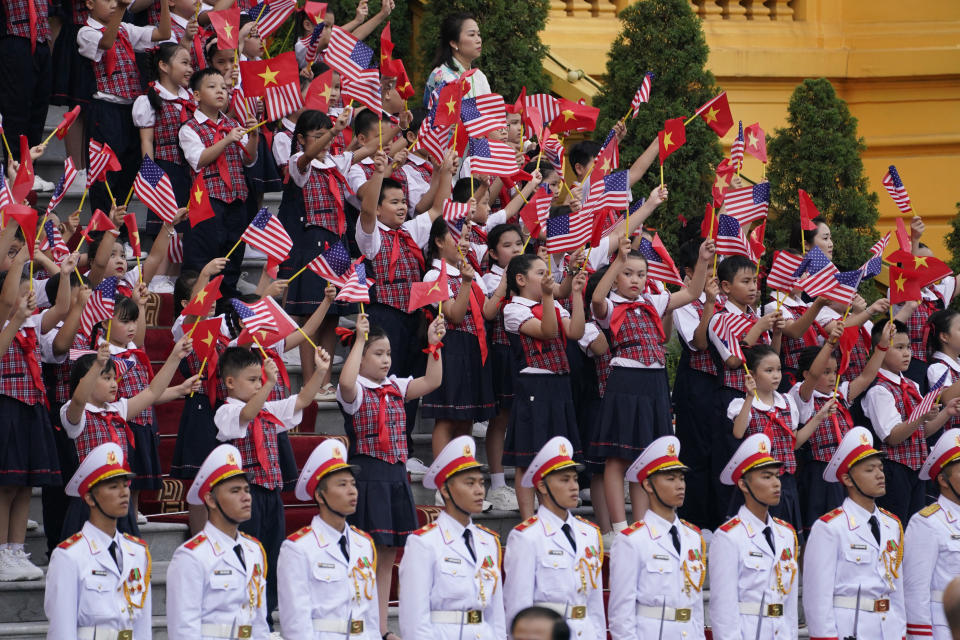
[277,516,380,639]
[708,506,799,640]
[904,496,960,639]
[398,511,505,640]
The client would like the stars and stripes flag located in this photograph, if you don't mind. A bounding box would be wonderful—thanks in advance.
[730,120,744,169]
[630,72,654,117]
[638,234,684,287]
[80,276,119,336]
[767,251,803,292]
[460,94,507,138]
[716,214,753,258]
[47,158,78,214]
[167,233,183,264]
[247,0,296,38]
[859,232,890,280]
[824,269,864,305]
[87,140,119,188]
[723,182,770,226]
[882,165,912,213]
[241,208,292,275]
[583,169,630,215]
[714,312,756,363]
[545,210,592,253]
[340,68,381,115]
[265,82,304,121]
[298,22,326,64]
[230,298,277,334]
[467,138,520,178]
[230,86,251,125]
[909,370,949,423]
[67,349,136,376]
[39,220,71,264]
[524,94,560,125]
[442,199,471,224]
[870,231,891,258]
[413,119,451,165]
[795,247,846,302]
[325,25,374,80]
[335,262,374,303]
[134,155,179,224]
[0,167,11,212]
[540,132,565,173]
[307,240,353,286]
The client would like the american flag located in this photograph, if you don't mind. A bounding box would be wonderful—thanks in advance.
[730,120,744,169]
[716,214,752,258]
[47,158,78,214]
[67,349,136,376]
[445,215,471,245]
[241,208,292,269]
[325,25,374,80]
[882,165,912,213]
[583,169,630,214]
[540,134,565,173]
[442,199,471,224]
[909,370,948,422]
[87,140,117,188]
[796,247,845,301]
[80,276,119,336]
[247,0,296,38]
[630,72,654,116]
[230,298,277,334]
[307,240,352,286]
[525,94,560,124]
[265,82,304,122]
[340,69,381,114]
[723,182,770,226]
[714,312,756,362]
[39,220,70,264]
[230,87,251,125]
[467,138,520,177]
[0,167,11,211]
[638,235,683,287]
[822,269,864,305]
[298,22,325,64]
[545,210,591,253]
[167,233,183,264]
[413,119,451,165]
[767,251,803,292]
[869,231,891,258]
[335,262,373,303]
[460,94,507,138]
[133,155,178,224]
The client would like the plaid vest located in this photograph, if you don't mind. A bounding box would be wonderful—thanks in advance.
[154,98,188,164]
[874,376,928,470]
[47,331,90,406]
[5,0,49,41]
[745,402,797,474]
[780,305,819,370]
[447,276,483,337]
[92,26,142,100]
[74,409,131,463]
[233,409,284,489]
[838,327,871,384]
[509,305,570,375]
[302,165,352,233]
[71,3,88,26]
[345,381,407,464]
[809,390,855,463]
[595,348,613,397]
[908,299,942,363]
[184,116,248,202]
[609,300,665,366]
[684,299,719,375]
[114,349,154,426]
[370,228,423,311]
[0,326,46,406]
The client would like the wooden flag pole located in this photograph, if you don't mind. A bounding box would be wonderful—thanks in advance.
[743,362,759,401]
[106,318,113,344]
[78,189,88,212]
[684,112,698,126]
[223,236,244,260]
[620,105,634,123]
[286,263,311,284]
[190,357,208,398]
[0,132,11,159]
[104,180,115,205]
[659,164,664,189]
[251,333,270,360]
[243,121,267,135]
[124,185,135,207]
[41,128,62,147]
[34,212,48,242]
[359,302,368,340]
[296,327,317,349]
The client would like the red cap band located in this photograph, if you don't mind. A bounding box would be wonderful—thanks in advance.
[305,458,351,498]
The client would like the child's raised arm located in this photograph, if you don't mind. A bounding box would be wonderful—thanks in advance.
[564,271,587,341]
[592,236,630,321]
[667,239,715,313]
[53,286,91,357]
[795,397,837,448]
[627,137,660,189]
[127,335,195,418]
[359,150,389,234]
[798,322,843,402]
[296,348,332,411]
[849,322,894,401]
[407,316,445,400]
[65,342,111,426]
[142,211,187,284]
[285,285,336,351]
[337,314,368,405]
[732,376,756,439]
[692,277,720,351]
[606,185,668,253]
[520,276,560,341]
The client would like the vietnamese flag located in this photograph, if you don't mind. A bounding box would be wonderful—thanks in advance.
[5,205,37,259]
[408,262,449,312]
[123,213,140,257]
[11,136,34,205]
[889,266,923,304]
[749,221,766,261]
[185,317,223,360]
[701,204,718,240]
[303,70,334,112]
[506,86,525,115]
[885,217,914,265]
[381,58,414,100]
[694,92,734,137]
[712,158,737,206]
[304,1,327,24]
[836,325,862,376]
[188,176,214,227]
[905,255,953,290]
[798,189,820,231]
[239,52,299,98]
[744,122,767,163]
[549,98,599,134]
[182,275,223,317]
[658,117,686,164]
[207,7,241,49]
[82,209,117,241]
[380,21,394,64]
[53,106,82,141]
[434,81,466,129]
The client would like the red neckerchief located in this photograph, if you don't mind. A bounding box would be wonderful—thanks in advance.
[467,281,488,364]
[204,335,229,408]
[530,302,566,350]
[107,412,136,449]
[201,118,235,188]
[115,348,155,381]
[609,299,665,344]
[27,0,38,53]
[192,31,207,71]
[14,329,47,406]
[899,376,923,411]
[384,228,425,282]
[249,411,279,472]
[372,383,403,453]
[100,26,134,79]
[760,404,795,443]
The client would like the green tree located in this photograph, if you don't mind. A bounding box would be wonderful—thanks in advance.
[324,0,413,61]
[592,0,723,253]
[766,78,880,271]
[416,0,551,104]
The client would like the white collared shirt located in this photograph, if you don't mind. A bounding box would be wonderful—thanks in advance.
[789,380,852,423]
[597,290,670,369]
[423,259,491,302]
[503,295,571,375]
[178,110,255,171]
[60,399,129,441]
[132,83,193,128]
[727,391,799,428]
[401,153,433,216]
[355,212,433,261]
[709,300,762,361]
[271,118,297,168]
[336,374,413,416]
[214,395,302,441]
[863,368,920,441]
[78,18,158,104]
[927,350,960,391]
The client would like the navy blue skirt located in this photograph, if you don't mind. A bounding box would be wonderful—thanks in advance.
[504,373,580,468]
[488,343,514,411]
[798,458,845,533]
[726,471,803,538]
[277,431,299,492]
[285,225,355,317]
[128,421,162,491]
[421,329,495,422]
[244,132,283,196]
[169,394,219,479]
[347,455,417,547]
[590,367,672,461]
[673,358,722,530]
[50,21,95,107]
[0,397,60,486]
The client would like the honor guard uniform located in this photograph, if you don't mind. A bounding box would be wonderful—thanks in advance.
[802,427,906,639]
[165,445,269,640]
[709,434,799,640]
[503,437,605,639]
[607,436,706,640]
[44,443,152,640]
[904,429,960,640]
[398,436,505,640]
[277,440,380,639]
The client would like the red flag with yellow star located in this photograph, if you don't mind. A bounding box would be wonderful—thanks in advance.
[123,213,140,257]
[380,21,394,64]
[239,52,298,98]
[888,266,923,304]
[798,189,820,231]
[382,58,414,100]
[188,176,214,228]
[694,92,733,137]
[303,70,334,112]
[184,317,223,361]
[658,117,686,164]
[712,158,737,206]
[549,98,599,134]
[304,1,327,24]
[407,262,448,312]
[207,7,240,49]
[744,122,767,163]
[903,255,953,290]
[182,275,223,317]
[433,81,466,129]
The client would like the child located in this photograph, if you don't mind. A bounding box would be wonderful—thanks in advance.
[503,253,587,520]
[214,344,331,621]
[815,294,892,384]
[61,337,196,537]
[347,109,407,203]
[863,319,960,523]
[590,234,713,532]
[400,109,441,217]
[764,282,827,389]
[132,42,194,238]
[926,309,960,430]
[78,0,172,214]
[87,205,183,292]
[421,216,498,455]
[178,66,259,300]
[337,313,445,637]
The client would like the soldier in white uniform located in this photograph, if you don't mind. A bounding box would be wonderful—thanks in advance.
[607,435,706,640]
[503,436,605,638]
[904,428,960,640]
[803,426,906,639]
[709,433,799,640]
[166,444,269,640]
[398,436,506,640]
[277,439,379,639]
[44,442,152,640]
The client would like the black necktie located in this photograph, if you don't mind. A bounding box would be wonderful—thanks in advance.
[463,529,476,563]
[869,516,881,545]
[233,543,246,570]
[763,526,775,553]
[338,535,350,562]
[561,523,577,552]
[669,525,681,556]
[108,541,121,571]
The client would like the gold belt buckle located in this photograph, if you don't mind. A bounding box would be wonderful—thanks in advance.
[874,599,890,612]
[766,604,784,617]
[350,620,364,634]
[117,631,133,640]
[237,624,253,638]
[674,608,692,622]
[466,610,483,624]
[570,605,587,619]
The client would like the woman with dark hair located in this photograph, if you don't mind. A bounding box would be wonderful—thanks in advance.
[423,12,491,107]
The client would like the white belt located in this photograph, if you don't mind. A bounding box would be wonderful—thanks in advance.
[431,610,483,625]
[932,590,944,603]
[833,595,892,612]
[534,602,588,620]
[636,604,693,622]
[200,622,254,638]
[77,627,132,640]
[312,618,365,634]
[738,601,785,617]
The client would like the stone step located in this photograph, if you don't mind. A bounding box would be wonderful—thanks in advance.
[22,519,188,569]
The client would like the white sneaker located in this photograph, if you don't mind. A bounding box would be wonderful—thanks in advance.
[314,384,337,402]
[26,519,38,531]
[136,511,147,525]
[10,549,43,580]
[406,457,429,479]
[471,421,488,438]
[67,169,86,194]
[486,486,519,512]
[481,500,493,513]
[146,274,176,294]
[0,549,20,581]
[33,175,55,192]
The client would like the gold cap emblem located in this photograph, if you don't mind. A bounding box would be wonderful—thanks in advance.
[226,453,237,466]
[106,451,118,464]
[667,443,676,455]
[463,444,472,457]
[859,433,870,446]
[559,443,568,456]
[333,446,342,459]
[757,440,768,453]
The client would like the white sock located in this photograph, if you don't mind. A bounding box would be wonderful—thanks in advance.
[490,473,506,490]
[612,521,628,533]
